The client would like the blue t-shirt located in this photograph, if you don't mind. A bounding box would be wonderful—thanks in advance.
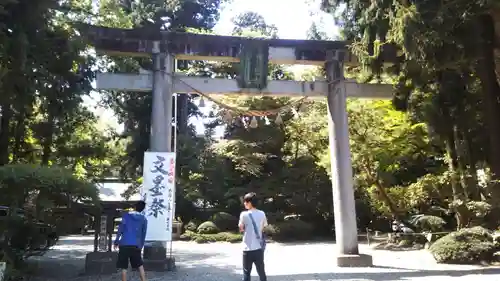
[114,211,148,248]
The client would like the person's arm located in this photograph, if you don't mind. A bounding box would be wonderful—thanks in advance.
[238,212,245,233]
[262,212,268,229]
[140,218,148,249]
[114,215,125,245]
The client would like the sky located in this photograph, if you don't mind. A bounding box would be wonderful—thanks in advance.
[214,0,337,39]
[91,0,339,136]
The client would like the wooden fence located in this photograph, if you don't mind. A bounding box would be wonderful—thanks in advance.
[361,228,452,245]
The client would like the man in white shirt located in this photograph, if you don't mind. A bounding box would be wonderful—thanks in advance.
[238,192,267,281]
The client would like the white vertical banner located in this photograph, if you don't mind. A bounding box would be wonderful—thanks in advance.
[141,152,176,241]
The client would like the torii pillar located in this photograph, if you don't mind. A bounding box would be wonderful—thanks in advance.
[326,51,372,266]
[142,41,176,270]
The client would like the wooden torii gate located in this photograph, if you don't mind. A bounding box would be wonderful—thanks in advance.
[79,24,393,268]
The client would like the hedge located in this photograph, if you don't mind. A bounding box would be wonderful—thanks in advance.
[265,220,314,241]
[180,230,242,243]
[197,221,220,234]
[429,226,499,264]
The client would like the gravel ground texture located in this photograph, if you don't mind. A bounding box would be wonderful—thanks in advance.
[25,235,500,281]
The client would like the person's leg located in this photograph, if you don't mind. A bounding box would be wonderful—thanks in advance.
[242,251,253,281]
[137,265,147,281]
[254,249,267,281]
[116,247,129,281]
[120,270,127,281]
[130,247,146,281]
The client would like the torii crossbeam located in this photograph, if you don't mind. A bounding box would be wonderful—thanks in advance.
[96,72,392,99]
[79,23,393,270]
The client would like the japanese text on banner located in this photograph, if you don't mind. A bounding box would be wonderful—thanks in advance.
[141,152,176,241]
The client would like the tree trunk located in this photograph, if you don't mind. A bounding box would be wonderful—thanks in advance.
[41,116,55,165]
[2,31,28,165]
[476,14,500,184]
[453,127,469,198]
[438,93,464,201]
[444,125,469,229]
[445,126,464,200]
[463,131,482,201]
[363,163,402,221]
[0,104,12,165]
[12,110,26,163]
[373,179,401,220]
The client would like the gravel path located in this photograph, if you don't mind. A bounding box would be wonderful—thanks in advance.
[26,235,500,281]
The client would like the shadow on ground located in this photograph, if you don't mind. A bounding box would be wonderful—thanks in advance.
[26,236,233,280]
[27,237,95,279]
[172,263,500,281]
[24,236,500,281]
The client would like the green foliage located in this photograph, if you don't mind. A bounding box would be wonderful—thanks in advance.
[324,0,500,227]
[429,227,499,264]
[0,164,98,209]
[265,221,314,242]
[0,1,117,278]
[210,212,238,232]
[232,11,278,38]
[466,201,492,219]
[342,100,444,220]
[0,164,95,277]
[180,230,242,243]
[1,215,56,260]
[266,212,286,224]
[184,220,200,232]
[197,221,220,234]
[410,215,446,232]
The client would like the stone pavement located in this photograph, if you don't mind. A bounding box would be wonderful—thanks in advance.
[27,236,500,281]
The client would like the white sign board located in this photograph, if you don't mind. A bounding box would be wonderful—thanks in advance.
[141,152,176,241]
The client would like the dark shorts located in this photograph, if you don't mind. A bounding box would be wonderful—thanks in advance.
[116,246,143,269]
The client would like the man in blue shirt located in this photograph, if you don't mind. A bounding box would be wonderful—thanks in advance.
[114,200,148,281]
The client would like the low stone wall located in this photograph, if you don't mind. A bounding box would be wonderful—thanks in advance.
[172,222,183,240]
[0,261,5,281]
[85,252,118,275]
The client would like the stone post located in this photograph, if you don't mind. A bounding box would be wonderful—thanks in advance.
[0,261,5,281]
[325,51,372,267]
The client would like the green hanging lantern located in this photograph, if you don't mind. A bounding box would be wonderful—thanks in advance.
[237,41,269,90]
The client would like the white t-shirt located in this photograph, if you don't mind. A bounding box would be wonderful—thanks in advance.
[239,209,267,251]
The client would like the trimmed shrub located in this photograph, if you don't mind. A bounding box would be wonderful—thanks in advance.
[180,230,197,240]
[216,232,242,243]
[265,212,286,224]
[184,220,200,232]
[180,230,242,243]
[194,236,209,244]
[197,221,219,234]
[410,215,446,232]
[265,220,314,241]
[210,212,238,232]
[429,226,499,264]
